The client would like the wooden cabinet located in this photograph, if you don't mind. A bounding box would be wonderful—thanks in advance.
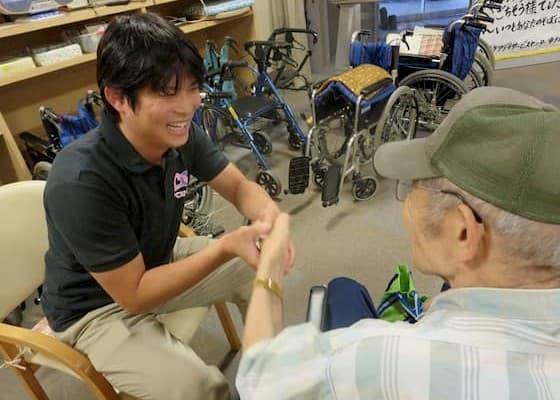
[0,2,255,184]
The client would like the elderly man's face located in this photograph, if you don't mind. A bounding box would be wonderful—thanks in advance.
[402,187,449,278]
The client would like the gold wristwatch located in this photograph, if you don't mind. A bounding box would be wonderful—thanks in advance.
[253,277,283,300]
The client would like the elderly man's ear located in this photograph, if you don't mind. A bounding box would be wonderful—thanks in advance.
[453,204,486,264]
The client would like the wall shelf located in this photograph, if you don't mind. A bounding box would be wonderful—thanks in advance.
[0,1,150,39]
[180,10,252,34]
[0,53,96,87]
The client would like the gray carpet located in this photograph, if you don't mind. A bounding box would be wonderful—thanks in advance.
[2,61,559,399]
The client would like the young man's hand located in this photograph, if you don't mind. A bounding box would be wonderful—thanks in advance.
[220,221,272,269]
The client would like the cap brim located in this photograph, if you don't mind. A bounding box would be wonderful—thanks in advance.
[374,137,440,181]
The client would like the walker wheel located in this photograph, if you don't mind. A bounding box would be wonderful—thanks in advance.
[256,170,282,198]
[352,176,377,201]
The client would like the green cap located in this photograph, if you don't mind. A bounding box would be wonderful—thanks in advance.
[374,87,560,224]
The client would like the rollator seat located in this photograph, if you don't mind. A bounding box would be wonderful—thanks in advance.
[230,95,278,119]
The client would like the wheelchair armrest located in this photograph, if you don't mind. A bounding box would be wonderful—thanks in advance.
[360,78,393,97]
[305,285,328,332]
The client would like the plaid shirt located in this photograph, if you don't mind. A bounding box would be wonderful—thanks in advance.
[236,288,560,399]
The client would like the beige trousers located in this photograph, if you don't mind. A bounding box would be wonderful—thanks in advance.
[55,236,255,400]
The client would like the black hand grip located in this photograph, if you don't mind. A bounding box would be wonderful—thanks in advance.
[465,21,487,30]
[245,40,291,51]
[485,0,502,4]
[205,91,233,99]
[482,3,502,10]
[476,14,494,23]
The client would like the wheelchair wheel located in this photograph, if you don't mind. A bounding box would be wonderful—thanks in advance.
[182,184,213,226]
[352,176,377,201]
[256,170,282,198]
[313,167,326,188]
[317,116,352,164]
[399,70,468,133]
[288,128,303,150]
[253,131,273,155]
[464,53,493,90]
[374,86,419,151]
[477,38,495,70]
[201,104,234,148]
[32,161,52,180]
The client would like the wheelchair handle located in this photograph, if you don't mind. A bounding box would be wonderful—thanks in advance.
[481,2,502,10]
[268,28,319,44]
[244,40,291,51]
[39,106,61,124]
[465,21,487,30]
[475,14,494,23]
[204,91,233,99]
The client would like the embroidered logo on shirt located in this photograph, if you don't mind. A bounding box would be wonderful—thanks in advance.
[174,170,189,199]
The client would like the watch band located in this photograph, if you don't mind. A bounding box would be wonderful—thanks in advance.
[253,277,283,300]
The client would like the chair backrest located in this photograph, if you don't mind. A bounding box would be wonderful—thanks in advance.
[0,180,47,319]
[349,41,392,71]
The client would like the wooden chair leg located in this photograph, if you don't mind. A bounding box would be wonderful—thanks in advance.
[214,302,241,352]
[0,342,49,400]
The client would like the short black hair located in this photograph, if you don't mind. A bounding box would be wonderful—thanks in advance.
[97,12,204,121]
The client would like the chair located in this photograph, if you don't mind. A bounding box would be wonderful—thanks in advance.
[0,181,241,400]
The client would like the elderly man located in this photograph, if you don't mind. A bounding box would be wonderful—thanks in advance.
[236,87,560,399]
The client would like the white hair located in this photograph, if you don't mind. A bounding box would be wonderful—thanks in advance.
[418,177,560,268]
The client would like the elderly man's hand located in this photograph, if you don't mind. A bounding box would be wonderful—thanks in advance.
[258,213,295,278]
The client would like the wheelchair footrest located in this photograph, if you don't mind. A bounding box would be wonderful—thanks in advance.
[321,165,342,207]
[288,156,310,194]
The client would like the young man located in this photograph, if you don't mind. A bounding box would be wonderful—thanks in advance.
[238,87,560,399]
[41,13,290,400]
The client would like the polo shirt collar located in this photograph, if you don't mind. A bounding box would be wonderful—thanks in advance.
[430,287,560,323]
[99,113,179,173]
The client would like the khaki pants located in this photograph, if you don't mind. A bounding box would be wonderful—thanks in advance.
[55,236,255,400]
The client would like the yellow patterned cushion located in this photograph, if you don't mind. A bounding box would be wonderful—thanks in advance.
[318,64,392,99]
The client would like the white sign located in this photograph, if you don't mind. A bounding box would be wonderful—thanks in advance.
[481,0,560,60]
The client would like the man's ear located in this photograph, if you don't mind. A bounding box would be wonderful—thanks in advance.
[454,203,486,263]
[104,87,129,117]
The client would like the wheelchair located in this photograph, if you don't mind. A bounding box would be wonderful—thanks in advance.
[288,44,420,207]
[20,90,101,179]
[266,27,318,93]
[198,39,308,198]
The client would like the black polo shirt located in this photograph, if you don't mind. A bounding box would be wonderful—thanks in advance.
[42,114,229,332]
